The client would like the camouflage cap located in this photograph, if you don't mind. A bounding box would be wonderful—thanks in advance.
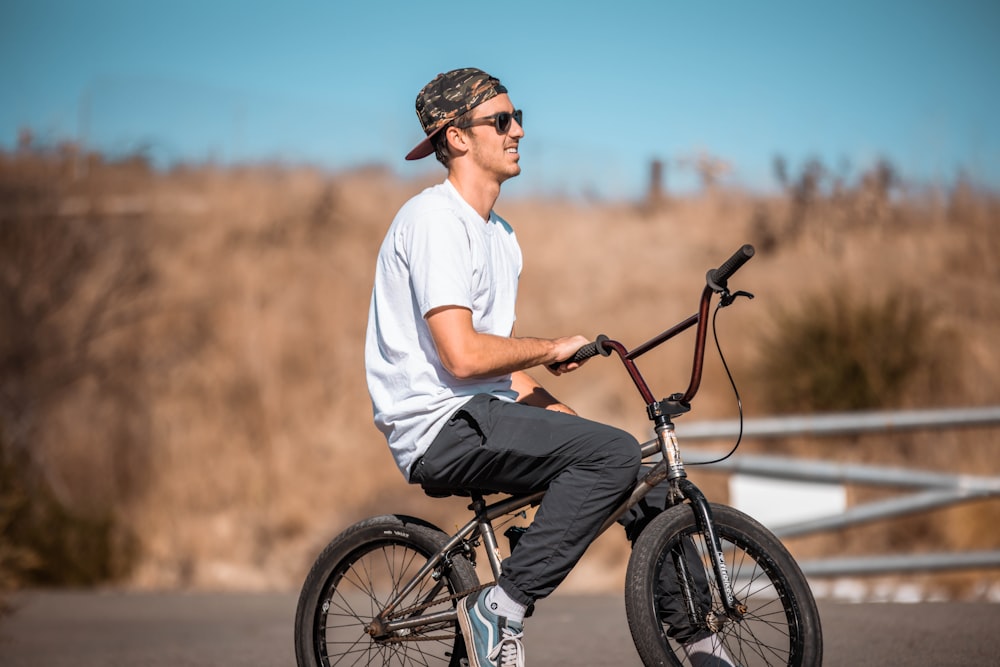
[405,67,507,161]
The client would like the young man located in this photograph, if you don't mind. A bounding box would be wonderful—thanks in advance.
[365,68,733,667]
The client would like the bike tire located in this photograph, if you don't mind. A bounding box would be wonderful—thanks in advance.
[294,514,480,667]
[625,503,822,666]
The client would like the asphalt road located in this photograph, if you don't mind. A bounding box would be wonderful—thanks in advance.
[1,590,997,666]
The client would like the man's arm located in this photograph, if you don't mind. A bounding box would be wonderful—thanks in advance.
[425,305,588,380]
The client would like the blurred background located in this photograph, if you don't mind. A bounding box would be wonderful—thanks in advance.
[2,1,998,601]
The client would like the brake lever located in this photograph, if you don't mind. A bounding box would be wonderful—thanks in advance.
[719,290,754,308]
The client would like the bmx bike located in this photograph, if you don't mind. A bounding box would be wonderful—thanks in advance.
[294,244,823,666]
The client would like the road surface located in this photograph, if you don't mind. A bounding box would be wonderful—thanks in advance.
[0,590,997,665]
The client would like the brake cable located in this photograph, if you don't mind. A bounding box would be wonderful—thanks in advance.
[689,289,753,466]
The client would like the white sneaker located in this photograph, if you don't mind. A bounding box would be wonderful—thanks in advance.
[683,634,737,667]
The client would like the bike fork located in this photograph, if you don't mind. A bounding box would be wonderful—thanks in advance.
[654,418,746,622]
[678,478,747,621]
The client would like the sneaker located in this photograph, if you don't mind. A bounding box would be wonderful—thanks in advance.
[683,634,738,667]
[457,589,525,667]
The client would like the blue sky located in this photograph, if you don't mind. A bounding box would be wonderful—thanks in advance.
[2,1,998,198]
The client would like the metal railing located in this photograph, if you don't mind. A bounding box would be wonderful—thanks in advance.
[673,406,1000,578]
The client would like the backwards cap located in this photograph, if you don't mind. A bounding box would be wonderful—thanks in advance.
[405,67,507,161]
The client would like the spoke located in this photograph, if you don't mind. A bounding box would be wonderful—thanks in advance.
[401,639,434,666]
[338,556,378,604]
[727,616,788,665]
[382,543,400,599]
[323,638,375,667]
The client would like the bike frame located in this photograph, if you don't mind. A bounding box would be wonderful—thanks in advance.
[371,247,756,638]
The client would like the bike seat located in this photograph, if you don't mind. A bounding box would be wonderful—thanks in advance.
[420,485,498,499]
[421,485,469,498]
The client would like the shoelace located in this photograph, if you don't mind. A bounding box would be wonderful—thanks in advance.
[488,627,525,667]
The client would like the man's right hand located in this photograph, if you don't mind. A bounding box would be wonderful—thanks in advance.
[546,335,592,375]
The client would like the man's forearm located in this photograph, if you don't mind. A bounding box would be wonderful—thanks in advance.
[445,333,560,379]
[426,306,587,380]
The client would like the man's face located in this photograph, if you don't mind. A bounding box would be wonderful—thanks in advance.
[460,93,524,183]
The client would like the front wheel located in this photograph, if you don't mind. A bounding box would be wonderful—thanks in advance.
[294,514,480,667]
[625,503,822,666]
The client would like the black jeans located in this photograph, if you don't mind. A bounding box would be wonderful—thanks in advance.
[410,394,710,642]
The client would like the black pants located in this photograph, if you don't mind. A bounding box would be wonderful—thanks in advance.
[410,394,710,642]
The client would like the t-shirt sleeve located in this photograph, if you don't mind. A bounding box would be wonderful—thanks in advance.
[403,211,474,317]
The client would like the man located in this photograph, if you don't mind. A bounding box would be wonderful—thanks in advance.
[365,67,733,667]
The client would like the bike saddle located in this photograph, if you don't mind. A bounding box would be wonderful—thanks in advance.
[420,485,499,499]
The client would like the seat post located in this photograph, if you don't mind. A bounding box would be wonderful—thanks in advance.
[469,492,504,580]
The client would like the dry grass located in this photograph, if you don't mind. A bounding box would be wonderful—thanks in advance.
[1,147,998,598]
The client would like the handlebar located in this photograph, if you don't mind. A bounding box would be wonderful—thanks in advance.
[564,334,613,365]
[559,244,755,415]
[707,244,755,292]
[547,334,612,371]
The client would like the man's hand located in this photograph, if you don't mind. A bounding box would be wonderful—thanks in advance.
[546,335,591,376]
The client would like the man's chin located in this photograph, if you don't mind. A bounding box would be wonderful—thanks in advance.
[500,166,522,184]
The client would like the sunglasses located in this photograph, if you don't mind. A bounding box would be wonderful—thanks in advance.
[456,109,523,134]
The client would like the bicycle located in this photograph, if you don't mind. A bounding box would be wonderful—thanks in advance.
[294,244,823,666]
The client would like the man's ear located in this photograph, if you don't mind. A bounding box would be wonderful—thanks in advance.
[445,125,469,155]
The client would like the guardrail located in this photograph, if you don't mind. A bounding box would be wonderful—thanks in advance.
[672,406,1000,578]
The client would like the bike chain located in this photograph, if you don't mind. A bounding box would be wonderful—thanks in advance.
[379,581,492,643]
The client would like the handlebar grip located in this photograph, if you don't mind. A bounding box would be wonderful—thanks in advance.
[548,334,611,371]
[707,244,755,288]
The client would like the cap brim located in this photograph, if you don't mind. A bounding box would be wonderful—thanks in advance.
[405,136,434,161]
[406,123,450,161]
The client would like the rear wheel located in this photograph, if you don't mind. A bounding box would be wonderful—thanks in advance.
[625,503,822,666]
[294,514,480,667]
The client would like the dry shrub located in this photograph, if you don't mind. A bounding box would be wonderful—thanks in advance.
[0,148,152,590]
[755,286,953,413]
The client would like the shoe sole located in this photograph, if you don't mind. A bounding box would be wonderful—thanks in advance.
[456,596,485,667]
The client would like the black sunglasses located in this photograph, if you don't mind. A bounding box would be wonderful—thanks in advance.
[456,109,523,134]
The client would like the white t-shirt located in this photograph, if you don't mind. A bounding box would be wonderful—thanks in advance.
[365,179,523,480]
